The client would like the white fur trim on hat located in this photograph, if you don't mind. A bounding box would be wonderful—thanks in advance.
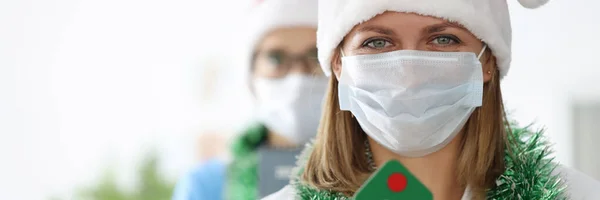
[241,0,318,77]
[518,0,550,9]
[317,0,549,78]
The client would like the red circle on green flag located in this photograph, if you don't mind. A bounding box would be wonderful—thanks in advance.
[387,173,408,192]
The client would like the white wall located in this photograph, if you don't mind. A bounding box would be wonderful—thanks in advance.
[1,0,599,199]
[502,0,600,168]
[0,0,253,199]
[572,104,600,179]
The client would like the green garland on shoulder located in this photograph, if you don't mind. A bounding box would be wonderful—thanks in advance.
[291,123,566,200]
[487,123,566,199]
[290,141,351,200]
[224,124,268,200]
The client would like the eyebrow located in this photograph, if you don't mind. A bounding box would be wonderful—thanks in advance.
[424,21,468,34]
[355,25,397,36]
[351,21,469,39]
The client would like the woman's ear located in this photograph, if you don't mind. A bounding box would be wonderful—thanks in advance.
[482,51,496,83]
[332,50,343,79]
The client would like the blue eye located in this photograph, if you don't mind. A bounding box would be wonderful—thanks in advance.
[431,36,459,45]
[364,39,391,49]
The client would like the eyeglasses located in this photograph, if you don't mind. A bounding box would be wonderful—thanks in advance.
[253,48,322,78]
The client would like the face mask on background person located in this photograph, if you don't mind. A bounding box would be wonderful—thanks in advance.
[254,74,328,145]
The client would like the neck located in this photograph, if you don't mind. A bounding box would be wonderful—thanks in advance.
[368,133,465,200]
[266,131,297,148]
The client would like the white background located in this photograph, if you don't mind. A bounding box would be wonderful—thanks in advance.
[1,0,599,199]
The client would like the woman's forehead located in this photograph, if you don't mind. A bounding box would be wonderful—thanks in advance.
[349,12,469,36]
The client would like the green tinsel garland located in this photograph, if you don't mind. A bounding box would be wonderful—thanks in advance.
[487,123,566,200]
[292,123,566,200]
[224,124,268,200]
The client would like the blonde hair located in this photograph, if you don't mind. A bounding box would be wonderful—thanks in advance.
[301,47,507,199]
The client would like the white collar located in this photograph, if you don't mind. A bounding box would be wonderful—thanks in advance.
[461,186,472,200]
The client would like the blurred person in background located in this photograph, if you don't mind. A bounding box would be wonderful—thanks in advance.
[171,132,229,200]
[172,0,323,199]
[198,133,229,162]
[265,0,600,199]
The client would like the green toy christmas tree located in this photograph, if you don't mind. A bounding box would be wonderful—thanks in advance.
[354,160,433,200]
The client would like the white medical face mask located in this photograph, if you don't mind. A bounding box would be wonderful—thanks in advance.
[254,74,328,145]
[338,47,486,157]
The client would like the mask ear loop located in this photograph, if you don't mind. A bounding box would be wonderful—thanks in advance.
[477,44,487,60]
[477,44,494,76]
[338,49,355,118]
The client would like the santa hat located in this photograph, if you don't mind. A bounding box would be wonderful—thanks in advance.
[241,0,318,76]
[317,0,549,78]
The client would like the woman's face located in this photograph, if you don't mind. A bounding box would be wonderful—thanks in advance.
[335,12,495,82]
[253,27,321,79]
